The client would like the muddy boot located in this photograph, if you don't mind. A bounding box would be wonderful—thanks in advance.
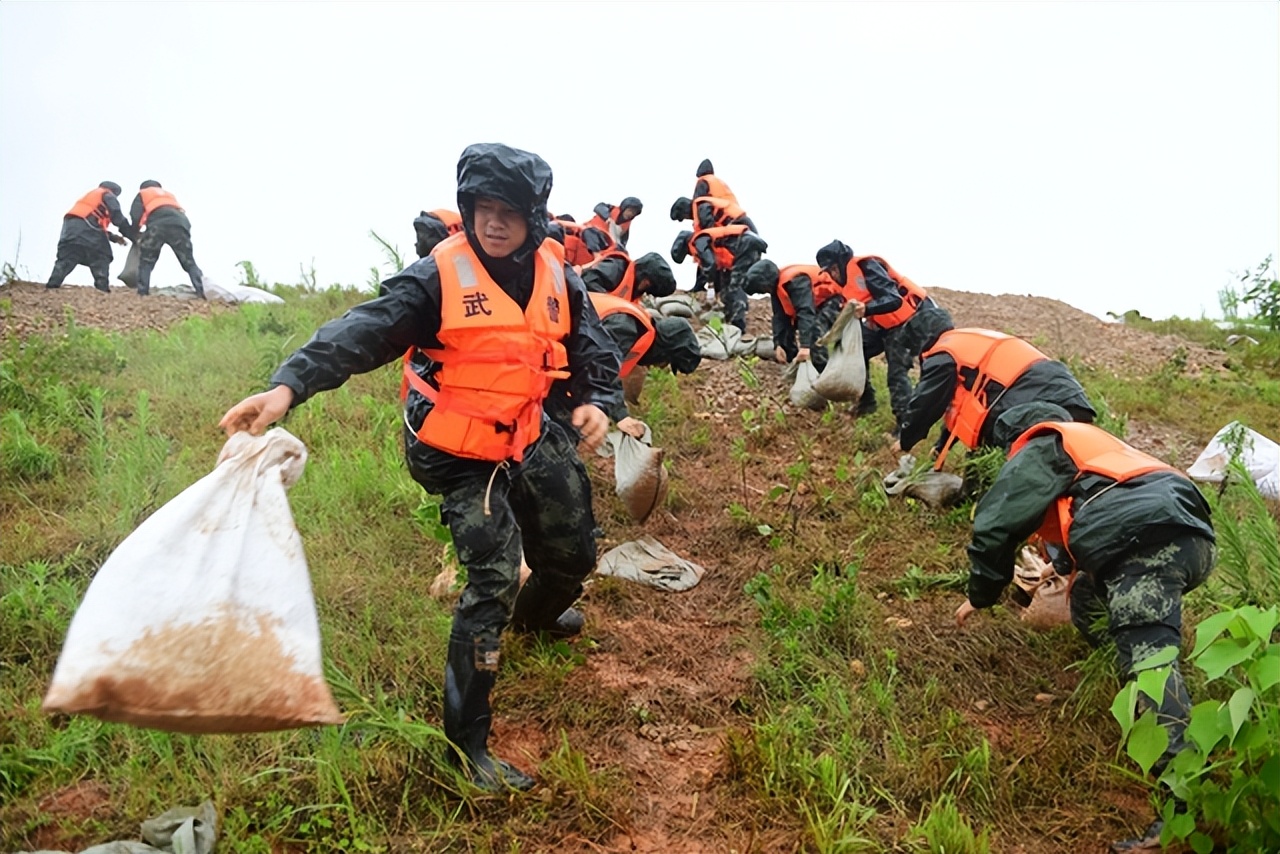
[443,633,534,792]
[1110,818,1164,852]
[509,573,585,639]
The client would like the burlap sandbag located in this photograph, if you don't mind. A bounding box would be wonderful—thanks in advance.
[812,302,866,402]
[882,454,964,507]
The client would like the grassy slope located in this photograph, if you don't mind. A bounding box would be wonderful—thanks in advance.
[3,290,1278,853]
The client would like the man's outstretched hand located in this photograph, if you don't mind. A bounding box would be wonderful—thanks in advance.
[219,385,294,437]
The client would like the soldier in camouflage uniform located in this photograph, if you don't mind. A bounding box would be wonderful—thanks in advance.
[954,402,1216,852]
[816,240,954,429]
[129,181,205,298]
[219,143,624,793]
[46,181,135,292]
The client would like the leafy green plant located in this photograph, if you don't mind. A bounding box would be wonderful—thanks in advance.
[1208,460,1280,609]
[1240,255,1279,331]
[1112,605,1280,853]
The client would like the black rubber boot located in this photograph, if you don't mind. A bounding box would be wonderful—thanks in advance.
[443,633,534,792]
[509,573,585,638]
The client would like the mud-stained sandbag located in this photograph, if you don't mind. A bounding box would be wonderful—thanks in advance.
[812,302,866,402]
[755,338,776,360]
[1012,547,1073,631]
[599,426,669,523]
[43,429,343,734]
[785,359,827,411]
[622,368,647,407]
[596,535,705,591]
[117,240,142,290]
[882,454,964,507]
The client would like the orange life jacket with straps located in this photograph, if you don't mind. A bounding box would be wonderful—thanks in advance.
[692,195,747,231]
[843,255,928,329]
[557,219,614,266]
[427,209,464,235]
[694,174,738,206]
[577,249,636,301]
[398,234,572,462]
[588,291,654,378]
[139,187,183,226]
[586,205,633,243]
[66,188,114,231]
[689,224,749,270]
[924,329,1049,468]
[775,265,843,318]
[1009,422,1180,562]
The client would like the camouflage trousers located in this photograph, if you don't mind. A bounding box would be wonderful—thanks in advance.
[1070,533,1216,776]
[47,218,112,291]
[137,211,204,294]
[717,248,765,333]
[862,302,954,428]
[404,418,599,647]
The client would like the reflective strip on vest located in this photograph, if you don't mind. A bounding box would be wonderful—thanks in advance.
[404,234,571,463]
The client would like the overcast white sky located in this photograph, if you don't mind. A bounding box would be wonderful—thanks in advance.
[1,1,1276,320]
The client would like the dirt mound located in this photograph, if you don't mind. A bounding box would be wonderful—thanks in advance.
[2,278,1225,379]
[0,280,221,338]
[931,287,1224,375]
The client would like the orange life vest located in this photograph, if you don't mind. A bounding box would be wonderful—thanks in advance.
[1009,422,1179,559]
[139,187,182,226]
[842,255,928,329]
[399,233,571,462]
[557,219,614,266]
[577,249,636,301]
[688,224,749,270]
[428,209,464,235]
[588,292,654,378]
[586,205,633,243]
[66,188,114,231]
[924,329,1048,462]
[692,195,747,230]
[775,265,843,318]
[694,174,738,206]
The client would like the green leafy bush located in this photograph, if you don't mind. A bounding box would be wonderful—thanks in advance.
[1112,605,1280,853]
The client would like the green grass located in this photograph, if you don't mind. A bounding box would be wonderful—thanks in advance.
[4,289,1279,851]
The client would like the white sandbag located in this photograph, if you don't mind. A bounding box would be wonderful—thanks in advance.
[696,324,743,361]
[882,454,964,507]
[117,240,142,289]
[786,359,826,411]
[600,426,669,523]
[755,338,776,360]
[732,334,764,357]
[595,535,705,591]
[812,302,867,402]
[43,428,343,734]
[204,276,286,305]
[1187,421,1280,499]
[656,294,696,318]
